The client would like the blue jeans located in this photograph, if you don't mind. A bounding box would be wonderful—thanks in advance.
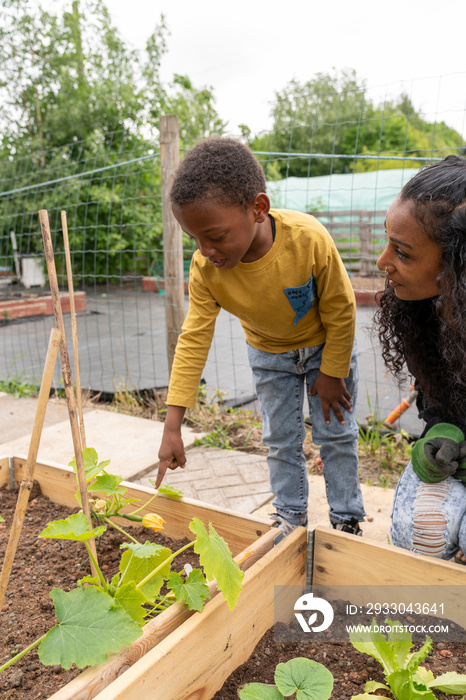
[247,342,365,526]
[391,462,466,560]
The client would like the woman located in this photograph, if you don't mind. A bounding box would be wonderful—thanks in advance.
[375,155,466,561]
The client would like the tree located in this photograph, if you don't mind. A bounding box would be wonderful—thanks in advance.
[0,0,226,281]
[252,71,464,178]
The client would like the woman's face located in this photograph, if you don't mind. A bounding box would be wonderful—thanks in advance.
[377,196,443,300]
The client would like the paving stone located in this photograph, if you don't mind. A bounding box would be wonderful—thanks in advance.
[237,462,270,483]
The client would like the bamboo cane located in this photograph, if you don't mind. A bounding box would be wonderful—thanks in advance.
[38,209,98,576]
[0,328,61,609]
[61,210,86,450]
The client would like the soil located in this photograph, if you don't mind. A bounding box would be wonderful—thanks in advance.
[213,624,466,699]
[2,487,466,700]
[0,485,200,699]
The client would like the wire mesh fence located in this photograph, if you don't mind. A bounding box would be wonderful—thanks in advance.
[0,73,465,436]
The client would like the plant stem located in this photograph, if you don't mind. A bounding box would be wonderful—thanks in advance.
[136,541,195,591]
[0,634,47,672]
[103,516,140,544]
[128,490,159,516]
[84,541,106,586]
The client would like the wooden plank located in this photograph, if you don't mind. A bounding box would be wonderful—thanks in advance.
[313,526,466,586]
[11,459,271,554]
[48,527,279,700]
[312,526,466,631]
[91,527,307,700]
[0,456,10,487]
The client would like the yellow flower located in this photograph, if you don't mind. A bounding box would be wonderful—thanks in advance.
[142,513,166,533]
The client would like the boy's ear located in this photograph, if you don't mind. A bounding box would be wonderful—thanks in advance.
[253,193,270,222]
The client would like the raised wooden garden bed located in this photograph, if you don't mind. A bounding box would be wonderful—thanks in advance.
[4,454,465,699]
[0,456,306,700]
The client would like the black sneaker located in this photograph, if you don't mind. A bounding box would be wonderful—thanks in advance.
[331,518,362,536]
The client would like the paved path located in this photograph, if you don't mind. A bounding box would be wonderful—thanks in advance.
[0,394,395,546]
[0,291,425,437]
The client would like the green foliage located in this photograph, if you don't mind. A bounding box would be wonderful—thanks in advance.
[0,449,244,674]
[167,569,211,612]
[39,512,106,541]
[189,517,244,610]
[349,618,466,699]
[119,541,172,601]
[0,359,38,398]
[195,426,233,449]
[239,657,333,700]
[251,69,463,179]
[0,0,225,280]
[37,587,142,669]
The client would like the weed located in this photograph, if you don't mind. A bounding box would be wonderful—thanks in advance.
[0,374,38,398]
[195,426,232,450]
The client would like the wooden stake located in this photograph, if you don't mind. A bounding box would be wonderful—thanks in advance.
[38,209,98,576]
[61,210,86,450]
[0,328,61,609]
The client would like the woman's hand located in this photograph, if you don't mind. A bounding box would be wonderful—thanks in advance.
[309,371,352,425]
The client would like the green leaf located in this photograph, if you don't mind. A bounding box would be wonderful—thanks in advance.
[415,667,435,684]
[38,587,141,669]
[349,618,397,676]
[167,569,211,612]
[350,695,380,699]
[386,619,413,669]
[122,541,168,558]
[148,482,184,499]
[426,671,466,693]
[114,582,147,626]
[68,447,108,482]
[39,512,106,541]
[0,515,4,522]
[364,680,390,692]
[406,636,432,672]
[274,658,333,700]
[238,683,284,699]
[387,669,436,700]
[78,575,101,587]
[90,473,127,496]
[189,518,244,610]
[119,543,172,601]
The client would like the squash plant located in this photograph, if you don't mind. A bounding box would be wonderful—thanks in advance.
[0,448,244,673]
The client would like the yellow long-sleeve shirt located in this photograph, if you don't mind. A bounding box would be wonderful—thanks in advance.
[167,208,356,408]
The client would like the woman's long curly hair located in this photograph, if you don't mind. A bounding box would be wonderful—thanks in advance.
[375,155,466,422]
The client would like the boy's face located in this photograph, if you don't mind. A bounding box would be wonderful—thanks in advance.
[172,195,270,269]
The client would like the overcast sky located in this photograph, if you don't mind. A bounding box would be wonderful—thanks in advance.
[108,0,466,137]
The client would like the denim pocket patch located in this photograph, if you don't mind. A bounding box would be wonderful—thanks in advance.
[283,275,317,326]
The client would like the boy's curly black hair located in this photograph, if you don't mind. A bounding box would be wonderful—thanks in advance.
[375,155,466,422]
[170,137,266,209]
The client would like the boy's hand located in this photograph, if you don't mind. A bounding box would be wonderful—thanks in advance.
[155,427,186,488]
[309,372,352,425]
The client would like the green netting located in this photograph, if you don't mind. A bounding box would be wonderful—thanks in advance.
[266,169,419,213]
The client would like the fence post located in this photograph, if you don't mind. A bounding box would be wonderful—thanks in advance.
[160,114,184,375]
[359,219,372,276]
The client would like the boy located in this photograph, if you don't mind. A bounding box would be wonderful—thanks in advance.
[156,137,365,536]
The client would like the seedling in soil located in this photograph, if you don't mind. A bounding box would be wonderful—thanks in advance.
[0,448,244,673]
[238,657,334,699]
[349,618,466,699]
